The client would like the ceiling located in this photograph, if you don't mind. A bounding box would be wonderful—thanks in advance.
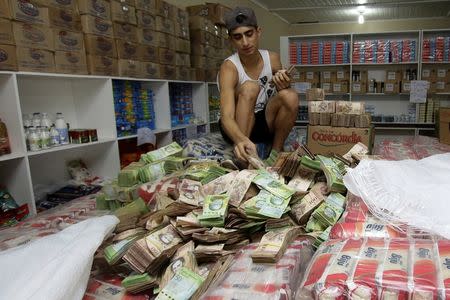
[251,0,450,24]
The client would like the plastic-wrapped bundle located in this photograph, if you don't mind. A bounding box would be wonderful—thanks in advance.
[295,237,450,300]
[200,238,314,300]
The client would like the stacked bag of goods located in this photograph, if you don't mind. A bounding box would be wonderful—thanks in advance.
[187,3,234,82]
[352,39,416,64]
[422,36,450,62]
[288,40,350,65]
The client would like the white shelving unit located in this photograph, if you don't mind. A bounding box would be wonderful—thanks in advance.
[0,72,212,216]
[281,30,450,137]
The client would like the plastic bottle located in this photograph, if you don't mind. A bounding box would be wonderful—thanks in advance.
[0,118,11,155]
[40,127,50,149]
[28,128,40,152]
[40,113,52,128]
[32,112,41,127]
[23,114,32,127]
[55,112,69,145]
[50,125,60,147]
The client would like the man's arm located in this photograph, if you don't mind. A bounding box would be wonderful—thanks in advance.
[219,61,257,161]
[269,52,292,91]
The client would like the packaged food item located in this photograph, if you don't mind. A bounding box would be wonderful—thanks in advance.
[0,118,11,155]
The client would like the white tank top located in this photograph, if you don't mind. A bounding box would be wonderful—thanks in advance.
[220,50,276,113]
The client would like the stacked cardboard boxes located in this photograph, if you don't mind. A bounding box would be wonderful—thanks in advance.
[187,3,232,81]
[0,0,17,70]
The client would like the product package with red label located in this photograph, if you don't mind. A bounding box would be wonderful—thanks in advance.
[201,238,314,300]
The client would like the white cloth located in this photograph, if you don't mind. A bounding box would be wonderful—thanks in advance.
[0,215,119,300]
[343,153,450,239]
[219,50,275,113]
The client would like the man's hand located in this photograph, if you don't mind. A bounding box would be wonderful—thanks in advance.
[234,138,257,162]
[272,69,291,91]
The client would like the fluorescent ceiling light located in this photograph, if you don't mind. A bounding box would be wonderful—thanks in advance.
[358,13,365,24]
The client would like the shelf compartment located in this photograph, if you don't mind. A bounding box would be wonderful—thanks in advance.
[0,152,26,162]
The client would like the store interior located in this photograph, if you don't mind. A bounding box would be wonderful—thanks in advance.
[1,0,450,299]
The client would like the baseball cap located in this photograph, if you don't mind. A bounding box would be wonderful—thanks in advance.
[224,7,258,33]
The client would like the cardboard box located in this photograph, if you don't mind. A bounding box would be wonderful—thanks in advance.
[439,108,450,145]
[401,81,411,93]
[113,22,138,42]
[134,0,155,13]
[321,82,332,93]
[155,15,174,35]
[158,47,174,65]
[189,16,215,35]
[175,52,189,66]
[384,81,400,94]
[174,23,189,40]
[115,39,138,59]
[112,0,134,6]
[137,28,157,46]
[159,63,175,79]
[111,1,136,24]
[307,125,373,156]
[118,59,140,77]
[351,82,366,94]
[435,81,450,92]
[186,3,231,26]
[191,43,213,57]
[17,47,55,72]
[306,88,325,101]
[13,22,54,50]
[77,0,111,20]
[136,10,155,30]
[140,61,159,78]
[333,81,349,94]
[191,54,206,68]
[80,15,112,37]
[422,69,436,81]
[154,0,174,20]
[386,70,401,82]
[155,31,173,49]
[137,44,158,62]
[336,70,349,81]
[53,29,84,51]
[0,20,14,45]
[48,0,77,10]
[195,67,205,81]
[49,7,81,31]
[0,44,17,70]
[55,50,87,74]
[320,71,334,83]
[86,54,117,75]
[84,34,116,57]
[10,0,49,25]
[205,68,217,82]
[0,0,11,19]
[305,71,319,83]
[175,8,189,27]
[190,29,212,46]
[175,38,190,53]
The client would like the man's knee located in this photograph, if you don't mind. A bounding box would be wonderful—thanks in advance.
[278,88,299,112]
[237,81,260,104]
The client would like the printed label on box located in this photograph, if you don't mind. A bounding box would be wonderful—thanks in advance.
[387,71,396,81]
[385,83,394,92]
[403,82,411,91]
[437,82,446,90]
[337,71,344,79]
[306,71,314,80]
[322,82,331,91]
[422,69,431,78]
[437,69,446,78]
[352,83,361,92]
[323,71,331,79]
[333,83,341,92]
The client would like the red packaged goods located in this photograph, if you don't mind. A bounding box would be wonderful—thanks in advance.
[340,193,370,223]
[412,240,439,299]
[138,176,180,205]
[329,222,405,239]
[349,238,388,299]
[315,238,364,299]
[296,239,346,300]
[380,239,410,299]
[437,240,450,299]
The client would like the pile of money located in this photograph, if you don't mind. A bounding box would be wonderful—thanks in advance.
[156,267,204,300]
[251,226,302,263]
[309,192,346,230]
[199,195,230,227]
[317,155,347,193]
[354,113,372,128]
[141,142,183,163]
[122,273,158,293]
[118,162,145,187]
[336,101,365,114]
[228,170,258,207]
[242,190,290,219]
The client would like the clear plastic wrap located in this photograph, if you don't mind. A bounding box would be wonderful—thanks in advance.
[200,238,315,300]
[296,237,450,300]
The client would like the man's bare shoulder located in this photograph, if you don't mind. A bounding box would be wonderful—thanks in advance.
[219,60,239,84]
